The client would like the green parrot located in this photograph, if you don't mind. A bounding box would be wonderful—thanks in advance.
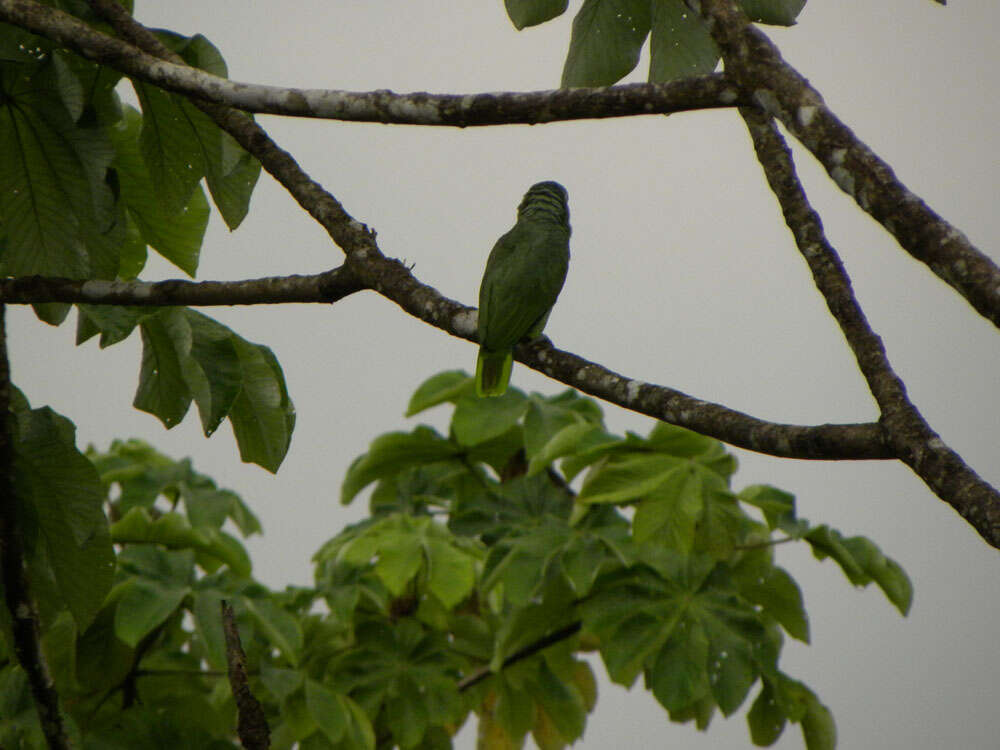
[476,181,571,397]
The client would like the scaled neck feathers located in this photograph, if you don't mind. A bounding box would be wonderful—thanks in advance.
[517,181,570,226]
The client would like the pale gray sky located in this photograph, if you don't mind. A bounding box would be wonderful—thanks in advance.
[9,2,999,748]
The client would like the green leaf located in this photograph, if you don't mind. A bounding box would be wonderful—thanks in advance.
[841,536,912,615]
[648,618,710,712]
[561,0,652,86]
[228,337,295,472]
[739,0,806,26]
[532,658,586,743]
[184,310,243,436]
[697,593,763,716]
[739,566,809,642]
[244,596,303,666]
[523,398,581,460]
[305,678,348,744]
[747,682,786,746]
[405,370,473,416]
[804,525,866,583]
[76,303,149,348]
[134,308,193,428]
[578,453,682,505]
[738,484,797,531]
[451,390,528,447]
[109,107,208,275]
[649,0,719,82]
[113,577,188,647]
[133,80,206,214]
[801,693,836,750]
[12,405,114,630]
[342,427,460,504]
[172,33,261,229]
[632,466,702,548]
[374,534,422,596]
[0,62,114,281]
[425,536,477,608]
[505,0,569,29]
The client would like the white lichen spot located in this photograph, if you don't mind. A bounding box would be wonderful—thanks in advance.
[752,89,781,117]
[926,437,946,451]
[830,166,855,196]
[453,308,477,336]
[626,379,643,402]
[719,88,739,105]
[830,148,848,166]
[349,219,366,233]
[575,367,589,382]
[797,105,817,128]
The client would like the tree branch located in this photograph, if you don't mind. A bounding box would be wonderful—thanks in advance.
[221,600,270,750]
[0,0,744,125]
[457,621,582,692]
[0,305,72,750]
[740,107,1000,548]
[0,266,364,306]
[8,0,980,540]
[691,0,1000,329]
[17,0,885,464]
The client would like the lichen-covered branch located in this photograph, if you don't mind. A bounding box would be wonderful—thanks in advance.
[0,305,72,750]
[691,0,1000,329]
[10,0,880,463]
[741,107,1000,548]
[0,266,364,306]
[0,0,979,536]
[0,0,744,125]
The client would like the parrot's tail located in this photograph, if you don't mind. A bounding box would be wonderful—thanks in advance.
[476,350,513,397]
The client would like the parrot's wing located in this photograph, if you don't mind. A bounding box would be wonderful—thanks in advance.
[478,223,569,352]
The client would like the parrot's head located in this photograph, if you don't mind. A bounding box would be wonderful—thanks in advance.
[517,181,569,226]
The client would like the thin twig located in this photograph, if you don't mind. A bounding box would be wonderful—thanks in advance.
[0,304,72,749]
[457,621,582,692]
[221,600,270,750]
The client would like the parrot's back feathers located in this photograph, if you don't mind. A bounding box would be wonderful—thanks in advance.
[475,181,571,397]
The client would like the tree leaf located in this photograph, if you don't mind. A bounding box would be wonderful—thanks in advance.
[579,453,682,505]
[184,310,242,436]
[109,106,207,275]
[113,577,188,647]
[405,370,473,416]
[740,0,806,26]
[505,0,569,29]
[0,62,114,281]
[12,405,114,630]
[305,678,348,744]
[561,0,652,86]
[649,0,719,82]
[800,693,836,750]
[228,337,295,472]
[648,618,710,713]
[244,596,303,667]
[342,427,460,504]
[133,308,193,428]
[747,681,787,746]
[451,390,528,447]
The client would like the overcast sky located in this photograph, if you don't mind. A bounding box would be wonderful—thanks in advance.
[9,1,1000,748]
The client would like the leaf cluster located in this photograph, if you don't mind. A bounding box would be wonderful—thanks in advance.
[0,13,295,471]
[0,372,910,749]
[504,0,805,86]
